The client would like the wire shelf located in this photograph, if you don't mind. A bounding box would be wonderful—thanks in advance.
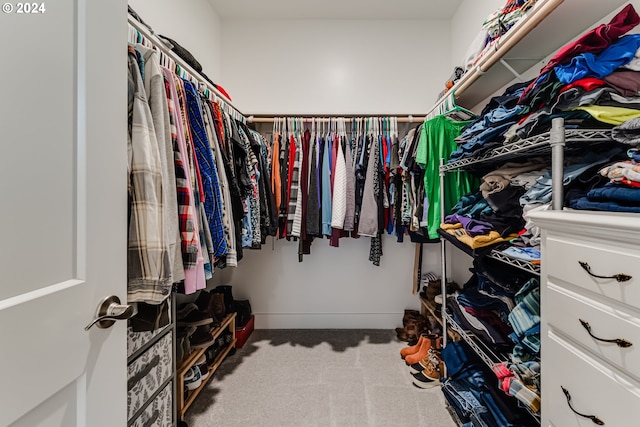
[443,311,541,423]
[443,311,509,368]
[487,250,540,275]
[441,129,613,172]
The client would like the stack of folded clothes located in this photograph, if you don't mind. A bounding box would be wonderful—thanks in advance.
[449,82,532,161]
[445,257,542,416]
[452,4,640,165]
[441,341,539,427]
[442,158,549,250]
[570,150,640,212]
[513,4,640,141]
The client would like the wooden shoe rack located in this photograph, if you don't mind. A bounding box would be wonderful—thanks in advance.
[176,312,236,420]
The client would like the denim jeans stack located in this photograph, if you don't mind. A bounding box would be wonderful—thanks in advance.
[570,151,640,212]
[442,258,543,421]
[441,342,538,427]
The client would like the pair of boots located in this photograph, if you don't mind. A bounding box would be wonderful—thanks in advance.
[395,310,429,345]
[400,333,446,389]
[194,285,234,325]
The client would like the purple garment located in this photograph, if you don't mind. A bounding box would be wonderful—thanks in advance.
[444,213,495,237]
[317,137,323,208]
[604,70,640,97]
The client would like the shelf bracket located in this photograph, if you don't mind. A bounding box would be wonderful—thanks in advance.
[499,58,525,82]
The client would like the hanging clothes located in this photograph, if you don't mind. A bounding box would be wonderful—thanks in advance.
[162,67,205,293]
[126,45,172,303]
[358,136,380,237]
[183,80,228,260]
[136,45,184,286]
[416,115,479,240]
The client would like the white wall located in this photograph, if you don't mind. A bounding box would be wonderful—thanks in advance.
[220,19,451,114]
[215,18,453,330]
[128,0,223,81]
[222,236,442,329]
[449,0,505,71]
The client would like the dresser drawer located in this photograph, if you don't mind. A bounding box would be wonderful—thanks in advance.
[545,235,639,307]
[130,381,173,427]
[545,332,640,427]
[547,285,640,380]
[127,332,173,421]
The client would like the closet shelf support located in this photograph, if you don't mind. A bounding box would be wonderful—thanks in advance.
[498,58,525,82]
[550,117,565,211]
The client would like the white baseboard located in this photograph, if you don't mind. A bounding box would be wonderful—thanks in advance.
[253,313,402,329]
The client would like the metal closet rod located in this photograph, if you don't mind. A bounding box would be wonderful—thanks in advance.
[127,14,246,121]
[247,115,427,124]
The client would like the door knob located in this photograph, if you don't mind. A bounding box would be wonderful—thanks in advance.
[85,295,137,331]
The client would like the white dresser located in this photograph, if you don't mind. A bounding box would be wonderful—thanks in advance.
[530,210,640,427]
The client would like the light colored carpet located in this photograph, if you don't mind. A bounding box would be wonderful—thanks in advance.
[184,329,457,427]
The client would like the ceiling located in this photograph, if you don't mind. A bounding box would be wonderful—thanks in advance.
[208,0,463,20]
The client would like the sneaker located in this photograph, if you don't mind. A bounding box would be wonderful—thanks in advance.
[408,338,443,373]
[411,350,445,389]
[198,363,210,380]
[177,304,214,327]
[195,354,206,365]
[184,366,202,390]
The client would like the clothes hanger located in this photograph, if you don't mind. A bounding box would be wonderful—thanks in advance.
[440,91,477,122]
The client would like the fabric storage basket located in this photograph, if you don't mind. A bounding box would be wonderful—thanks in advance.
[127,324,172,359]
[130,381,173,427]
[127,332,173,421]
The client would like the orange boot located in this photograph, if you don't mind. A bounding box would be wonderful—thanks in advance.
[408,337,443,373]
[400,334,426,359]
[405,334,438,365]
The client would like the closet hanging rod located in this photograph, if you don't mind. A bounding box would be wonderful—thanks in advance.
[247,115,427,124]
[127,14,246,122]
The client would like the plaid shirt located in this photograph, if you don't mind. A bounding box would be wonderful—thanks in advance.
[127,47,171,303]
[183,80,228,259]
[173,75,208,291]
[162,72,198,269]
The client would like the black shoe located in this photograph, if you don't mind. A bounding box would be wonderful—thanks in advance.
[177,303,214,327]
[190,326,214,349]
[213,285,235,315]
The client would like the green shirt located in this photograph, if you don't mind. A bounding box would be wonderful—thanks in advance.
[415,116,479,240]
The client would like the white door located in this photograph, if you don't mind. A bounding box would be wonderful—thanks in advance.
[0,0,128,426]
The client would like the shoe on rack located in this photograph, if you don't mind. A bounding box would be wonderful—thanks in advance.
[184,366,202,391]
[411,350,446,389]
[405,334,441,365]
[210,292,227,323]
[213,285,235,315]
[190,326,214,349]
[176,326,196,363]
[198,363,210,381]
[177,303,214,327]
